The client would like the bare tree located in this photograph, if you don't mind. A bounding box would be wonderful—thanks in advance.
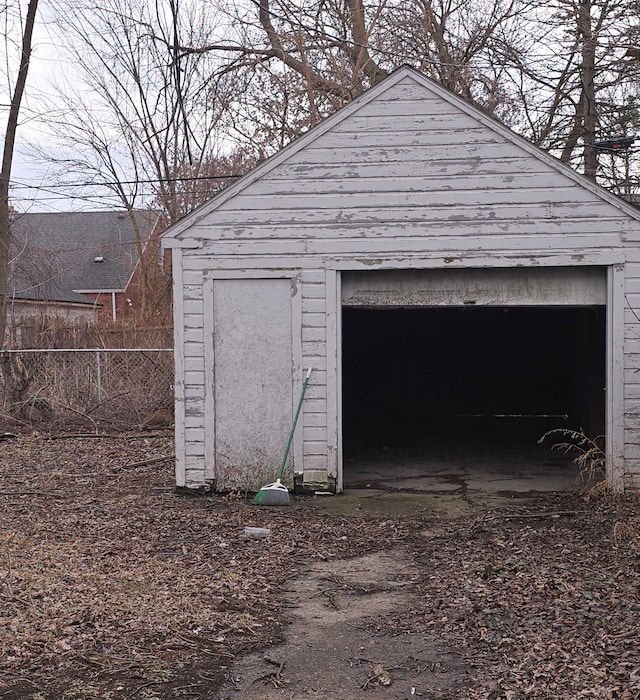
[186,0,537,159]
[160,149,259,220]
[499,0,640,185]
[225,0,640,188]
[0,0,38,347]
[36,0,245,315]
[28,0,640,225]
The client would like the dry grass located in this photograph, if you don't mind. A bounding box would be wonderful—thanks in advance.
[0,350,173,432]
[539,428,607,489]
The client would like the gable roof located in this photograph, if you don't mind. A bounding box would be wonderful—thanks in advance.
[10,210,161,301]
[162,65,640,242]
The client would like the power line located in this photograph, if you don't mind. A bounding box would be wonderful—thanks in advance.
[10,186,233,203]
[9,173,243,191]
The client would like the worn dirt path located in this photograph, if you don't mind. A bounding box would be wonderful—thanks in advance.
[216,551,473,699]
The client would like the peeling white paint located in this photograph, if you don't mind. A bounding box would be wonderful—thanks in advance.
[163,67,640,492]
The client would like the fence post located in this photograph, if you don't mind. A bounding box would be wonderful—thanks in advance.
[96,350,103,401]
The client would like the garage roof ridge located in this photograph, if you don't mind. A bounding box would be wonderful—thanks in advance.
[162,65,640,244]
[162,67,425,242]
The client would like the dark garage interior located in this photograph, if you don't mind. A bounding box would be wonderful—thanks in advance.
[342,306,606,490]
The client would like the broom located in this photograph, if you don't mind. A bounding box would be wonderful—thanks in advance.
[252,366,312,506]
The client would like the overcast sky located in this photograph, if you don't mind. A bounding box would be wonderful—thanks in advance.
[4,4,116,213]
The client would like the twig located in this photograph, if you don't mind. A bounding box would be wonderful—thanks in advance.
[191,647,234,658]
[128,432,173,438]
[0,491,66,498]
[131,679,173,696]
[0,411,30,427]
[264,656,284,667]
[48,473,105,477]
[173,683,202,693]
[321,589,340,609]
[116,454,175,471]
[1,679,37,697]
[607,629,638,641]
[76,655,108,668]
[169,635,234,658]
[47,433,123,440]
[1,553,30,607]
[361,663,398,689]
[47,400,99,432]
[469,510,584,533]
[0,592,31,606]
[253,658,286,686]
[361,670,387,690]
[45,432,171,440]
[491,510,582,520]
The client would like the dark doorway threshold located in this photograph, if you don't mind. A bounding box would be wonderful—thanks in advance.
[342,306,605,494]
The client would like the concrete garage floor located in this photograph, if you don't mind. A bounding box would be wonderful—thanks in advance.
[342,442,584,495]
[317,446,589,517]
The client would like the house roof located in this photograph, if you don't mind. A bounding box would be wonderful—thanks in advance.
[162,65,640,243]
[10,277,97,306]
[10,210,161,302]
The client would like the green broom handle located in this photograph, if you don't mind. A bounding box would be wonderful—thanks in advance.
[277,366,312,480]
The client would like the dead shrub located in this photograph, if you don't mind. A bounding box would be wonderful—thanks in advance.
[2,313,174,432]
[540,429,640,548]
[539,428,606,489]
[90,317,173,349]
[0,349,174,432]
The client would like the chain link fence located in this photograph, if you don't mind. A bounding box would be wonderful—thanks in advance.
[0,349,174,432]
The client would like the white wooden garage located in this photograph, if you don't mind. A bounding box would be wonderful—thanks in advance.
[162,65,640,493]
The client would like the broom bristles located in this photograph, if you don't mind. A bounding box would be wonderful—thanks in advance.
[251,480,290,506]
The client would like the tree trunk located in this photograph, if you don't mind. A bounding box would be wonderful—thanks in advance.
[579,0,598,181]
[0,0,39,348]
[126,207,149,318]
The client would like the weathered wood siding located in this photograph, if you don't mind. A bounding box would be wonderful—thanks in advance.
[341,268,607,307]
[624,257,640,489]
[166,68,640,491]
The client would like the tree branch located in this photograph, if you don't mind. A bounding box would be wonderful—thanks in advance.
[256,0,346,97]
[345,0,388,85]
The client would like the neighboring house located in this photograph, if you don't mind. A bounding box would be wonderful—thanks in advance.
[163,66,640,493]
[10,210,163,327]
[6,282,99,348]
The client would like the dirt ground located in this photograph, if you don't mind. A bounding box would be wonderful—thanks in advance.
[1,433,640,699]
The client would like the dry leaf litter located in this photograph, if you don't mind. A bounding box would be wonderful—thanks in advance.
[0,433,638,699]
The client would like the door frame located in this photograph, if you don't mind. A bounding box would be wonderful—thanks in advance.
[203,269,303,485]
[328,257,625,493]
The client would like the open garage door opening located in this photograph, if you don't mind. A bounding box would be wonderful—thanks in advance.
[341,305,606,493]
